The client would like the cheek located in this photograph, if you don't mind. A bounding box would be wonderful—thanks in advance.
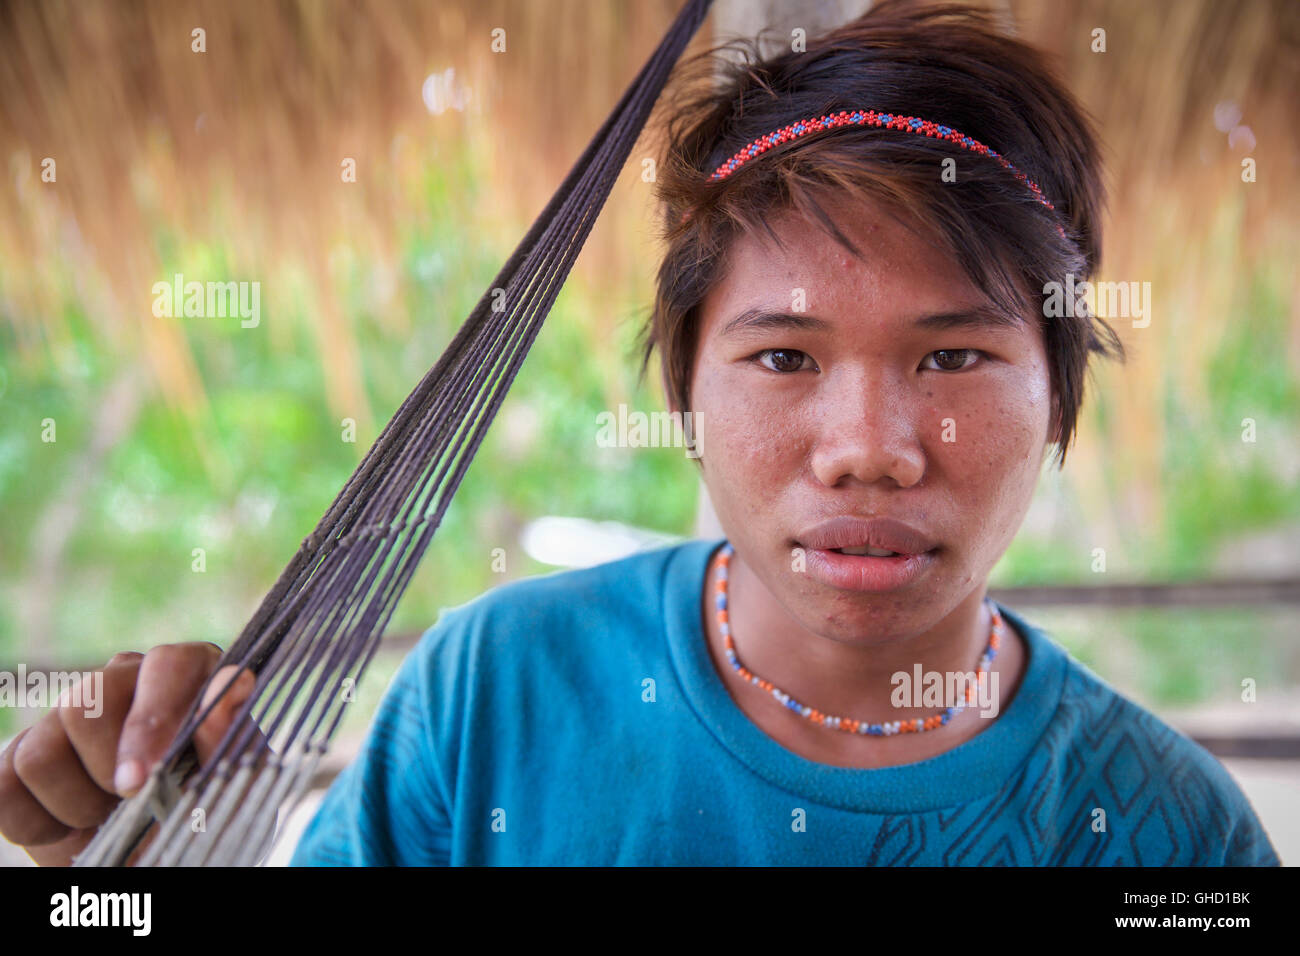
[694,360,805,501]
[934,362,1051,464]
[931,371,1050,555]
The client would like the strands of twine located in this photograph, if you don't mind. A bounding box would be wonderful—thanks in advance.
[75,0,716,867]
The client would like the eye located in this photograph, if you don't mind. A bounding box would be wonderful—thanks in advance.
[921,348,983,372]
[752,348,817,373]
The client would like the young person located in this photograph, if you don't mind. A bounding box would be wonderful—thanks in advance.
[1,0,1279,866]
[284,1,1279,865]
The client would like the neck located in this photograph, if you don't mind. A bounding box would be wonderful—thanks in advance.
[718,545,996,722]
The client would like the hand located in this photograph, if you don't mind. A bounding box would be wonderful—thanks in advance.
[0,643,257,866]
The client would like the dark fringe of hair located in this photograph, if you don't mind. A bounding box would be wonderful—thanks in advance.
[638,0,1126,470]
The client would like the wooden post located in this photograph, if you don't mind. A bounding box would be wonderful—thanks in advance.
[713,0,873,59]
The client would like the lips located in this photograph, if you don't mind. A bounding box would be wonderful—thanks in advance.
[795,515,940,592]
[802,547,937,592]
[795,515,939,556]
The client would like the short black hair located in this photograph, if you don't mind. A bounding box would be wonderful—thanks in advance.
[641,0,1126,469]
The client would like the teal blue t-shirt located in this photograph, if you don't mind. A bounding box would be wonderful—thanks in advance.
[290,537,1281,866]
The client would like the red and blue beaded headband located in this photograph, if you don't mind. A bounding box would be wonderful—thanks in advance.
[708,109,1063,230]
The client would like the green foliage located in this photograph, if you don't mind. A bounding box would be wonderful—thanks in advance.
[0,153,703,702]
[1,144,1297,727]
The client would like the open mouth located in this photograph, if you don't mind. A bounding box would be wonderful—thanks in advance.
[828,546,907,557]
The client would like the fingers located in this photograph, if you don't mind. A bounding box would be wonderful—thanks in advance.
[193,665,260,767]
[10,711,121,831]
[22,826,98,867]
[0,642,254,866]
[60,652,144,795]
[0,728,74,846]
[114,643,224,796]
[0,653,147,846]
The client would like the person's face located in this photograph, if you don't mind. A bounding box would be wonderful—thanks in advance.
[685,196,1057,643]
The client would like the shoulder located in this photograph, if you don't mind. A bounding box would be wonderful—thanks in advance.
[402,537,704,694]
[420,537,690,643]
[1056,645,1241,807]
[290,539,709,866]
[1007,606,1280,865]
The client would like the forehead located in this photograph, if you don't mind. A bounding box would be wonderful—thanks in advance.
[699,196,993,331]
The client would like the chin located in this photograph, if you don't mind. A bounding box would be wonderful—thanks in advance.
[798,589,937,645]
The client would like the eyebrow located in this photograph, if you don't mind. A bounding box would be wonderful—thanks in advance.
[719,305,1025,338]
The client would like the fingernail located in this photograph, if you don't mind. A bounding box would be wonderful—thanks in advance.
[114,759,145,796]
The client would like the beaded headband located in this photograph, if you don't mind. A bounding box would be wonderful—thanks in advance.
[708,109,1064,231]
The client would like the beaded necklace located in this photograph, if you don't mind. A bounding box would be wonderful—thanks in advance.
[712,541,1003,735]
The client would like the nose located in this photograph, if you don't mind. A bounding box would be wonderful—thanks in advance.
[808,367,926,489]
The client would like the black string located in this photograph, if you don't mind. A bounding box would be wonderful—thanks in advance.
[80,0,715,866]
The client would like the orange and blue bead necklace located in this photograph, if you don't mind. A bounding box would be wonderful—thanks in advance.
[713,541,1002,735]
